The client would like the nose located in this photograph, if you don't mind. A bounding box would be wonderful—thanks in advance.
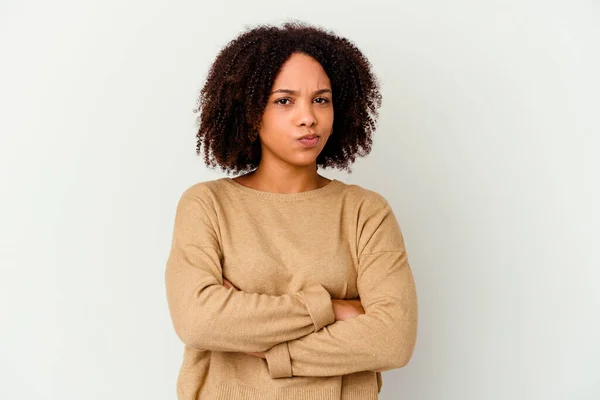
[296,101,317,127]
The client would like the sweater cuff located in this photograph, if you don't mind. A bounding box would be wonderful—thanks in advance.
[302,284,335,331]
[265,341,292,378]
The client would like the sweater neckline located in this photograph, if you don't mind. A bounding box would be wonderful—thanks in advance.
[221,177,344,201]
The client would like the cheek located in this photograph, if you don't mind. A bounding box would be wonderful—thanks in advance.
[259,114,289,147]
[260,108,287,131]
[317,106,334,123]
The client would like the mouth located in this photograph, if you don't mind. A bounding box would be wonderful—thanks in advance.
[297,135,320,148]
[298,134,319,140]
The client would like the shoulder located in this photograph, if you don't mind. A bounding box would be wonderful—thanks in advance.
[340,181,392,211]
[179,178,229,202]
[182,178,224,196]
[172,178,231,221]
[339,182,406,254]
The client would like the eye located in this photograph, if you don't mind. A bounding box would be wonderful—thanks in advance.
[314,97,330,104]
[275,98,292,105]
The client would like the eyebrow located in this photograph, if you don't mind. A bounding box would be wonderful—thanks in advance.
[270,88,332,96]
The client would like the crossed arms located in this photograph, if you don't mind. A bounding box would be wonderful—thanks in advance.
[165,192,418,378]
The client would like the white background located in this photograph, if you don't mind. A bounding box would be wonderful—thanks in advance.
[1,1,599,399]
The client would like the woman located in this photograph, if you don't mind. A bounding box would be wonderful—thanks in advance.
[165,21,418,400]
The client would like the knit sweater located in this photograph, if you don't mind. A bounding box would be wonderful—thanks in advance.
[165,177,418,400]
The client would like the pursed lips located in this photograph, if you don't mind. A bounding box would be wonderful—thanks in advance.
[298,133,319,140]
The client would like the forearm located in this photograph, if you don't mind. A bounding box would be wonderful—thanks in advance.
[166,245,335,353]
[264,251,418,378]
[267,305,417,377]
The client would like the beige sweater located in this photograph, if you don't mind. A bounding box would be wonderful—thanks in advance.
[165,177,418,400]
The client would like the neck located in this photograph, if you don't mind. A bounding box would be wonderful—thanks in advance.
[245,161,328,194]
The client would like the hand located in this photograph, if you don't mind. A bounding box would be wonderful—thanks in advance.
[223,278,238,291]
[244,299,365,359]
[331,299,365,321]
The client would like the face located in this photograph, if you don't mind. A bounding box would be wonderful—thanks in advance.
[257,52,334,170]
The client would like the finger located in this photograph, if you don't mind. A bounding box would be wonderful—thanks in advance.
[223,279,238,290]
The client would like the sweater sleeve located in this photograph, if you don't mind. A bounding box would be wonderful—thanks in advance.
[165,190,335,353]
[264,196,418,378]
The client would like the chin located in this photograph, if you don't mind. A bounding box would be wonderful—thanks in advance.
[284,154,321,168]
[264,144,324,168]
[290,159,319,168]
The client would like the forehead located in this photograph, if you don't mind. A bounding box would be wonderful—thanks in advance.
[272,53,331,89]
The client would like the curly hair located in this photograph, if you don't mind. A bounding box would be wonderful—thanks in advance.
[194,21,382,174]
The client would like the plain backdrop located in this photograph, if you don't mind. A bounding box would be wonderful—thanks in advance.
[1,1,599,399]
